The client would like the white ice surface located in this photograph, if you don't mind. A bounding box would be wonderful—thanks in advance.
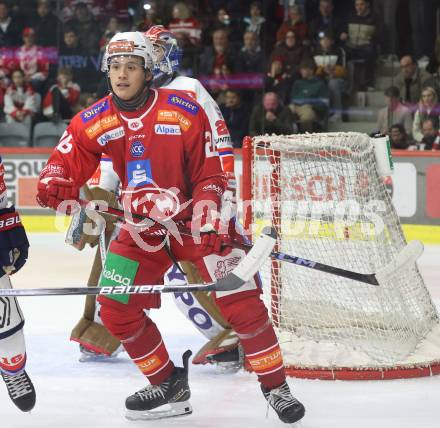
[1,233,440,428]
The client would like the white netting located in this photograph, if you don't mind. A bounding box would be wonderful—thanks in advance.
[249,132,439,368]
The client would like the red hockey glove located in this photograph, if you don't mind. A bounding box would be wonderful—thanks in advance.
[190,200,231,254]
[189,222,231,255]
[37,165,80,213]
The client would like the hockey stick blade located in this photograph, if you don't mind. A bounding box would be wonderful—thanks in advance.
[0,227,276,297]
[263,240,423,286]
[214,226,277,291]
[374,240,424,286]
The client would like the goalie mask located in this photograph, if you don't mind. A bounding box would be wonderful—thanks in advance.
[102,31,155,111]
[144,26,182,86]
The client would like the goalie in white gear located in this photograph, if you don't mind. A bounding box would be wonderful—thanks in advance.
[68,27,242,370]
[0,156,36,412]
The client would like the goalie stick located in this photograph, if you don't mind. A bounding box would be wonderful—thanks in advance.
[80,200,424,287]
[0,226,277,297]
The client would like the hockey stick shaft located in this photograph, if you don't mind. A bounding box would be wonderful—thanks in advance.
[0,225,277,297]
[81,200,416,286]
[0,283,219,297]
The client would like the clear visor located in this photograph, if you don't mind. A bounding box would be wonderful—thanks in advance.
[104,55,145,72]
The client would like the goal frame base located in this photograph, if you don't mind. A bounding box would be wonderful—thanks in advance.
[283,362,440,380]
[244,360,440,380]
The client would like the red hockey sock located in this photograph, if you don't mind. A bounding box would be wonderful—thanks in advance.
[100,302,174,385]
[239,321,285,390]
[217,294,286,390]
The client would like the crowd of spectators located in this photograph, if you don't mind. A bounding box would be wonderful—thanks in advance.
[0,0,439,150]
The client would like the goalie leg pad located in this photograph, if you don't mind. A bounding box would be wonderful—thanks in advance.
[0,275,26,374]
[168,261,231,341]
[70,246,122,356]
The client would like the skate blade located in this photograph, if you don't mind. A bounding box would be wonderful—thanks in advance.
[79,351,122,363]
[213,361,242,374]
[125,401,192,421]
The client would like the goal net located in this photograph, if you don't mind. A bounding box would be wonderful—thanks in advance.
[241,132,440,379]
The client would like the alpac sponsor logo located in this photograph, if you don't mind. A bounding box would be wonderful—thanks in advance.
[167,94,199,115]
[154,124,181,135]
[81,99,109,123]
[130,140,145,158]
[102,267,131,286]
[97,126,125,146]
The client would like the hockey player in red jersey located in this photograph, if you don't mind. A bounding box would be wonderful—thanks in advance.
[0,156,36,412]
[68,25,242,369]
[36,32,305,424]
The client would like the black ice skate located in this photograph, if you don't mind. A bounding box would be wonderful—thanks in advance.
[261,380,305,424]
[1,370,36,412]
[125,350,192,420]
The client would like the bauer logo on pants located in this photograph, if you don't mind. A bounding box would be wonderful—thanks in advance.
[99,252,139,304]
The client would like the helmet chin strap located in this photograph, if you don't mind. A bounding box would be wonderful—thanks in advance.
[108,72,151,112]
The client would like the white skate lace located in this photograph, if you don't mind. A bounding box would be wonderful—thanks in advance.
[265,382,298,415]
[2,371,33,399]
[135,381,169,402]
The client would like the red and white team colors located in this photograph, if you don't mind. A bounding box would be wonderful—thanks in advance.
[39,90,287,391]
[42,88,225,227]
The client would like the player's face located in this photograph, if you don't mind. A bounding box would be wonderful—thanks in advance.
[109,56,151,101]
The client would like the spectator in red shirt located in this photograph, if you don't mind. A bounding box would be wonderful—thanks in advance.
[16,27,49,92]
[168,2,201,47]
[4,68,38,127]
[276,5,309,45]
[42,67,80,121]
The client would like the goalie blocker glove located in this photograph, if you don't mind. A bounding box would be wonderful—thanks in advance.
[0,206,29,276]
